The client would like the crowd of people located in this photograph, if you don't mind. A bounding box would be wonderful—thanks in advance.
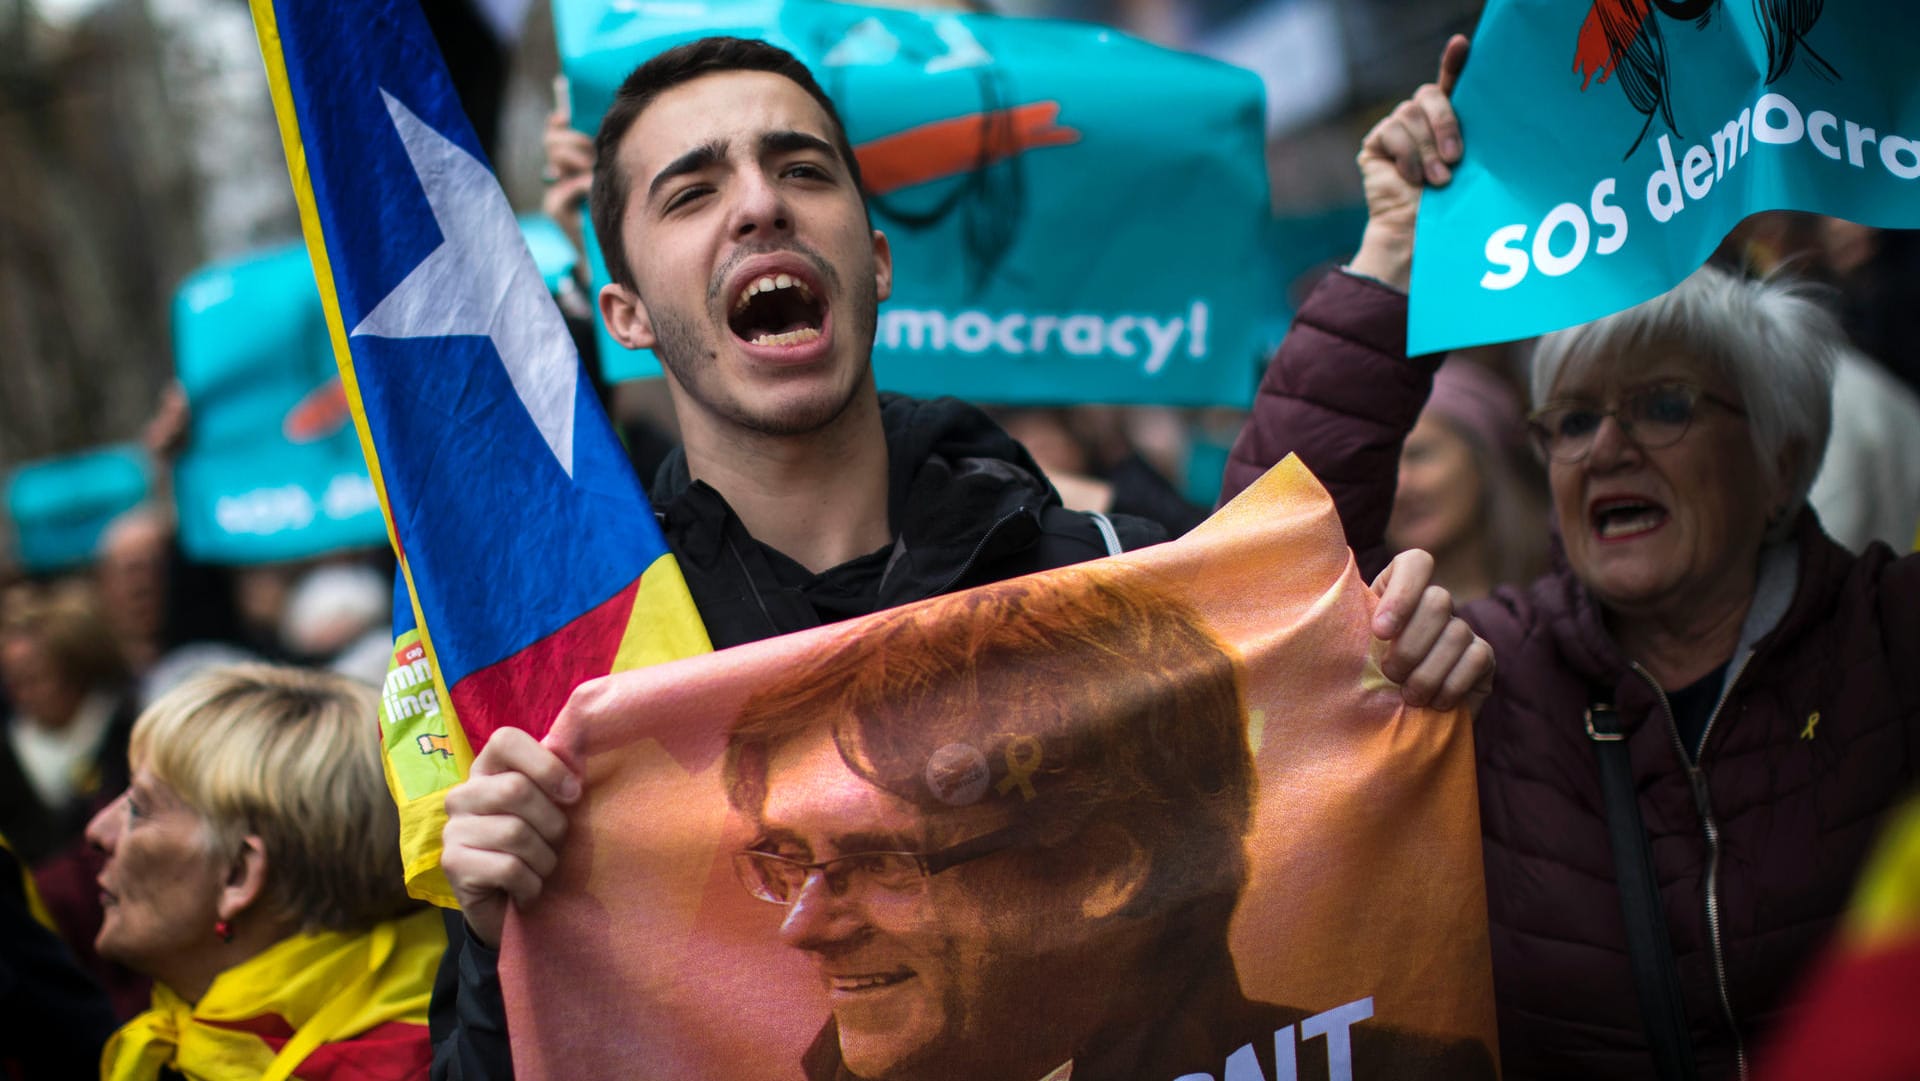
[2,19,1916,1081]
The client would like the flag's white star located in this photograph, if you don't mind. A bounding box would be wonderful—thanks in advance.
[352,89,577,476]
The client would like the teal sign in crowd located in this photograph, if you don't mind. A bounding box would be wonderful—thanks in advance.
[171,242,391,564]
[169,220,579,564]
[556,0,1281,406]
[1412,0,1920,355]
[4,446,148,572]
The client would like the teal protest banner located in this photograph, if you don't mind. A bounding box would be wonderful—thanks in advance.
[172,241,389,564]
[556,0,1280,406]
[1410,0,1920,355]
[5,446,149,573]
[171,220,578,564]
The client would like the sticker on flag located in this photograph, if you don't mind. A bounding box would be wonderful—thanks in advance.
[247,0,712,905]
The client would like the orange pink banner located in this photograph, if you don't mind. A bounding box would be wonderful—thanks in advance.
[501,458,1498,1081]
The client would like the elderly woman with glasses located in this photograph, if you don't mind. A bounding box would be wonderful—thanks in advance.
[85,664,443,1081]
[1218,36,1920,1081]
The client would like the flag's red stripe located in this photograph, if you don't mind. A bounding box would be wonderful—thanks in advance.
[197,1012,429,1079]
[1754,933,1920,1081]
[291,1019,433,1081]
[448,575,643,747]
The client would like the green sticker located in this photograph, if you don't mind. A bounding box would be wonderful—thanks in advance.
[380,630,464,800]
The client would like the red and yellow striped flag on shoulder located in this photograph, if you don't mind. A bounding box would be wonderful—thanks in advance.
[102,907,445,1081]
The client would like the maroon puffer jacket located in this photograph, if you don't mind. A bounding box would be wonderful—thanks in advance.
[1222,270,1920,1081]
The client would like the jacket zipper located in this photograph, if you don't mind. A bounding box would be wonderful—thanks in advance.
[1630,656,1752,1081]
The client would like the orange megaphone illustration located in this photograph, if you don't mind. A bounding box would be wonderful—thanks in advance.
[855,101,1080,196]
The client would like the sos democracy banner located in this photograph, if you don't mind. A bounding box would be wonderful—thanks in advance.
[501,458,1499,1081]
[556,0,1280,407]
[1410,0,1920,355]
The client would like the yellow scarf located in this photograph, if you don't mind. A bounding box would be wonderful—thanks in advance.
[101,906,443,1081]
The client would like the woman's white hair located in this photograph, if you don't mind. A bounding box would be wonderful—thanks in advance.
[1530,263,1840,538]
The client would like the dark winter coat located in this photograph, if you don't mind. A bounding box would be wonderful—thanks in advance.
[429,394,1164,1081]
[1220,269,1920,1081]
[657,395,1163,649]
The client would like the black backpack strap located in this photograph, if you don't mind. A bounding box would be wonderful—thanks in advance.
[1586,699,1700,1081]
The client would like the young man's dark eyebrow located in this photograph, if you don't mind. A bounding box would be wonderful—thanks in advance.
[647,139,728,201]
[761,129,840,165]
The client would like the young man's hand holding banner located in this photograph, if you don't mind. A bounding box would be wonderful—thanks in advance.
[1411,0,1920,354]
[246,0,711,905]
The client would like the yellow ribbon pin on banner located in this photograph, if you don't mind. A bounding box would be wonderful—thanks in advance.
[1800,711,1820,741]
[997,736,1043,800]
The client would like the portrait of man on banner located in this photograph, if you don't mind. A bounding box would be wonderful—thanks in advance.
[719,569,1494,1081]
[500,460,1500,1081]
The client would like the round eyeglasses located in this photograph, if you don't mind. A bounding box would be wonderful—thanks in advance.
[733,822,1025,905]
[1526,382,1746,464]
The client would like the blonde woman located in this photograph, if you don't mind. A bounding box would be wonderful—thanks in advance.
[86,664,442,1081]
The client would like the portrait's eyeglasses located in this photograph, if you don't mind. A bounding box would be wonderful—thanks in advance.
[1527,382,1746,464]
[733,823,1026,906]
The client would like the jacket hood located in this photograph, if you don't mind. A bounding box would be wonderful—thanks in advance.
[646,393,1096,636]
[646,394,1062,518]
[875,394,1064,528]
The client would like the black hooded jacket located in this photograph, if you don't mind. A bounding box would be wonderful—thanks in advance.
[658,395,1164,646]
[430,394,1165,1080]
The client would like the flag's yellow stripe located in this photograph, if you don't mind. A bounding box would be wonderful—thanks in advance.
[613,554,714,672]
[248,0,470,906]
[246,0,395,554]
[1847,795,1920,947]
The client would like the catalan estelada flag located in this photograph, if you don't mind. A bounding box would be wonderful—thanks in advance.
[246,0,712,906]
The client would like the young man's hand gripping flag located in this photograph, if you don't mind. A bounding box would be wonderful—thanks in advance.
[247,0,711,905]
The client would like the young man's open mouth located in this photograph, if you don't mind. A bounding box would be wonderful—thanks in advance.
[727,257,832,362]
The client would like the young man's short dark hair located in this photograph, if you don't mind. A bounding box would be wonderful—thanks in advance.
[587,36,868,289]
